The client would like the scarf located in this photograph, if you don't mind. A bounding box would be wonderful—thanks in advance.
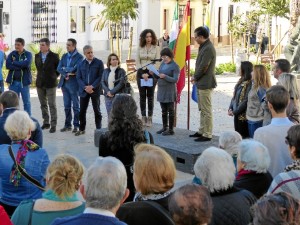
[108,66,117,90]
[284,159,300,172]
[10,140,40,186]
[236,169,256,180]
[42,189,79,202]
[133,191,171,202]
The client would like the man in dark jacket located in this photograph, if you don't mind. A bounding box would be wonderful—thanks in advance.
[57,38,83,133]
[35,38,60,133]
[0,90,43,146]
[6,38,32,116]
[190,26,217,142]
[75,45,104,136]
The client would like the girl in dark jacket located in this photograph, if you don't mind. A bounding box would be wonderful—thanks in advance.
[101,53,126,115]
[228,61,253,138]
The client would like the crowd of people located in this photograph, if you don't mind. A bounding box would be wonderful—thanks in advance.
[0,25,300,225]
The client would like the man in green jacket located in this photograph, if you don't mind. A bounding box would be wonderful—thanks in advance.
[190,26,217,142]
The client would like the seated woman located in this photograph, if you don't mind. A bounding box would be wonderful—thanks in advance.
[194,147,256,225]
[0,111,50,217]
[193,130,242,184]
[234,140,273,199]
[11,154,85,225]
[116,144,176,225]
[250,192,300,225]
[99,94,154,201]
[169,184,213,225]
[268,124,300,199]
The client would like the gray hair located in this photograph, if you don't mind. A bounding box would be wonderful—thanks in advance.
[83,45,92,53]
[219,131,242,156]
[85,156,127,210]
[238,140,270,173]
[4,110,36,140]
[194,147,236,193]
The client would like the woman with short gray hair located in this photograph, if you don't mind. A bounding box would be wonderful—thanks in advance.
[194,147,256,225]
[234,139,273,198]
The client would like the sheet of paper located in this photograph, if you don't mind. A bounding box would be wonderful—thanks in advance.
[140,78,153,87]
[147,64,160,76]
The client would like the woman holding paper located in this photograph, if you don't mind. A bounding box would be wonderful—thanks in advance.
[136,29,160,127]
[156,48,180,135]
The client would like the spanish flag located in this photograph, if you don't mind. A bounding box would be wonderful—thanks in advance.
[174,1,190,103]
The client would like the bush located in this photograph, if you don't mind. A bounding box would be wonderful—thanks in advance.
[215,62,236,75]
[215,66,224,75]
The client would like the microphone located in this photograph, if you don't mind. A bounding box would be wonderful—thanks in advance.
[151,58,163,62]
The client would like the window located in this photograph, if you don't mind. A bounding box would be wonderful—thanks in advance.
[31,0,57,43]
[109,17,130,39]
[70,6,85,33]
[70,6,77,33]
[78,6,85,33]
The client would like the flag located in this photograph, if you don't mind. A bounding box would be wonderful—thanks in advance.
[169,3,179,50]
[174,1,190,103]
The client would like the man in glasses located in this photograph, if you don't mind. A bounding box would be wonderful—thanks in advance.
[254,85,293,177]
[57,38,83,133]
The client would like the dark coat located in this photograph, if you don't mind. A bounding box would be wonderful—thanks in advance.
[194,39,217,90]
[0,108,43,147]
[210,187,256,225]
[35,51,60,88]
[116,196,174,225]
[234,171,273,199]
[101,67,126,96]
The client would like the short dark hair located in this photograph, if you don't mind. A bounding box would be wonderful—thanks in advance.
[160,48,174,59]
[40,38,50,46]
[275,59,291,73]
[286,125,300,158]
[0,90,19,109]
[67,38,77,46]
[266,85,289,113]
[169,184,213,225]
[250,192,300,225]
[194,26,209,39]
[15,38,25,46]
[106,53,120,67]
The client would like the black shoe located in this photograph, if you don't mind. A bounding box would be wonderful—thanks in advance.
[41,124,50,130]
[75,130,85,136]
[49,127,56,133]
[189,132,202,138]
[194,136,212,142]
[162,129,175,136]
[72,127,79,133]
[157,127,167,134]
[60,127,72,132]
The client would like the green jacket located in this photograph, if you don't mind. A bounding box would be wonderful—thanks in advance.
[194,39,217,90]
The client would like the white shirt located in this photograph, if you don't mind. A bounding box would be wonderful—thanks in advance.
[84,207,115,217]
[108,66,117,90]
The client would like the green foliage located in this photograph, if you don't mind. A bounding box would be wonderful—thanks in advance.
[215,63,237,75]
[254,0,289,19]
[88,0,138,31]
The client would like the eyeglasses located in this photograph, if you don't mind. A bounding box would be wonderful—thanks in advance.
[161,56,169,59]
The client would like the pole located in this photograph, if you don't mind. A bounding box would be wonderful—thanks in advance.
[187,0,191,130]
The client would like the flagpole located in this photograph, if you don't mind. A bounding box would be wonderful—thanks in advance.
[187,0,191,130]
[174,0,179,128]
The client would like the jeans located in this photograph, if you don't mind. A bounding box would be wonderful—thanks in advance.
[105,96,114,117]
[9,81,31,115]
[61,77,80,128]
[197,88,213,138]
[37,87,57,127]
[248,120,263,138]
[79,93,102,131]
[160,102,175,129]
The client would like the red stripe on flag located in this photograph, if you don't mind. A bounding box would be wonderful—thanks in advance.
[176,67,186,103]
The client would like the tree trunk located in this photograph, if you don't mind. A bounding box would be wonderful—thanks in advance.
[109,23,114,53]
[230,32,234,64]
[128,27,133,60]
[116,23,121,62]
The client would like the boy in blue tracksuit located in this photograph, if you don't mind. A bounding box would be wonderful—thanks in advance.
[57,38,83,133]
[6,38,32,115]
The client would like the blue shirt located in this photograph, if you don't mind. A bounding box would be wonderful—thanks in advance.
[0,143,50,206]
[0,51,4,81]
[270,117,293,126]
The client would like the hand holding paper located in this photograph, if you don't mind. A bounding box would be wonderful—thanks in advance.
[147,64,159,76]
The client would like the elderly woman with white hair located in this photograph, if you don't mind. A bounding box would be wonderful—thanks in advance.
[234,140,273,199]
[194,147,256,225]
[0,111,50,217]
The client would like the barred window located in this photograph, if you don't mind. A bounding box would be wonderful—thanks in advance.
[31,0,57,43]
[109,17,130,39]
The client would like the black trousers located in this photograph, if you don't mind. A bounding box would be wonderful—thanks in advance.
[234,116,249,139]
[79,93,102,131]
[160,102,175,129]
[137,69,156,117]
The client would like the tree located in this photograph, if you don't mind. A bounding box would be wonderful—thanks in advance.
[88,0,138,60]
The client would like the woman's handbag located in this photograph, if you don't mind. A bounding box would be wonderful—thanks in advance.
[8,146,45,191]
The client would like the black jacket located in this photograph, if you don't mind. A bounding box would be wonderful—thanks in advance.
[210,187,256,225]
[35,51,60,88]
